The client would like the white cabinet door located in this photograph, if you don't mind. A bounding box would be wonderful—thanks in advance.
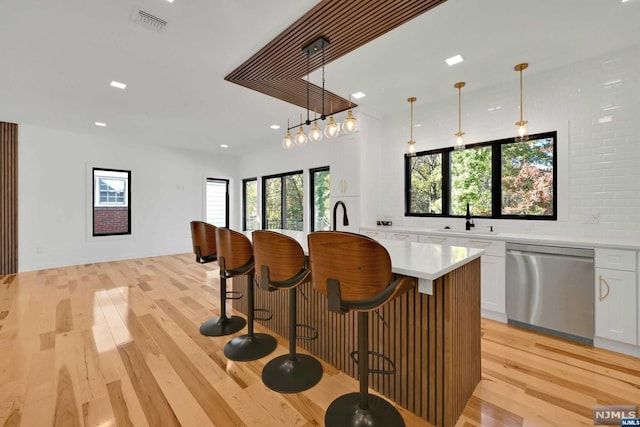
[595,268,637,345]
[480,255,506,314]
[330,136,360,197]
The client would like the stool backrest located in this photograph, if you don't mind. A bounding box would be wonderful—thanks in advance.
[308,231,393,301]
[190,221,217,259]
[215,228,253,272]
[253,230,307,284]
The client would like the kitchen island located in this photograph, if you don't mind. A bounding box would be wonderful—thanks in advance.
[232,230,484,427]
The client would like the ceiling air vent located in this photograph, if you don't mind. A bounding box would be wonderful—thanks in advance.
[130,6,168,33]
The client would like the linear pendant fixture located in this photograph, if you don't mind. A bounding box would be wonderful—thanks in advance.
[514,62,529,142]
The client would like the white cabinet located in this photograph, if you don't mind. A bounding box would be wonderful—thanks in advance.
[595,249,637,345]
[330,135,360,197]
[459,238,506,317]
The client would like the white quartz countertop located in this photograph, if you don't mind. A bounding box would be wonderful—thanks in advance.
[361,226,640,251]
[247,229,484,282]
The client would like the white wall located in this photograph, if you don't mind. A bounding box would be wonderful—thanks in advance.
[18,124,237,272]
[364,44,640,242]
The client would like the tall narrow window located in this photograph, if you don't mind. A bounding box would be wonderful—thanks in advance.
[206,178,229,227]
[93,168,131,236]
[310,167,330,231]
[243,178,258,231]
[262,171,304,231]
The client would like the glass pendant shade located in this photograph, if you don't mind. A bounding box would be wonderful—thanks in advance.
[295,125,308,146]
[282,129,294,150]
[341,109,357,133]
[309,121,323,142]
[407,141,416,156]
[455,132,465,150]
[324,115,340,138]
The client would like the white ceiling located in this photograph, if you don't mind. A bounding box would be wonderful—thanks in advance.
[1,0,639,156]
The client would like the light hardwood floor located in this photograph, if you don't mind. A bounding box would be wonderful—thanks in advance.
[1,254,639,427]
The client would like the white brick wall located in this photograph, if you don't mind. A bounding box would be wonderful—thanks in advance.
[364,44,640,242]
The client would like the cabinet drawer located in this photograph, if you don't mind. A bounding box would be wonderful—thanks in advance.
[419,234,457,246]
[386,232,418,242]
[595,249,636,271]
[458,238,506,257]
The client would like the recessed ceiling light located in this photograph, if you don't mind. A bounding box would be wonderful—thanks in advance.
[220,144,229,148]
[415,124,423,128]
[110,81,127,89]
[445,54,464,66]
[597,116,613,124]
[166,0,174,2]
[351,92,366,99]
[622,0,629,3]
[270,124,281,130]
[94,122,106,127]
[603,79,622,86]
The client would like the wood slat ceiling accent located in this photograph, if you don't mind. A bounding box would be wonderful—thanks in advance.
[225,0,447,117]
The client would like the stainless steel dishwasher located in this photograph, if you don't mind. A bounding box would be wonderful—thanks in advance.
[506,243,594,344]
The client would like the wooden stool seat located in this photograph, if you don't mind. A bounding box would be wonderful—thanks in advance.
[308,231,415,427]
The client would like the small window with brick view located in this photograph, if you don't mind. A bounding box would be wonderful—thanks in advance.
[93,168,131,236]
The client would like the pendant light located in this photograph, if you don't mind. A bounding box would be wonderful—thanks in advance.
[407,97,417,157]
[341,96,358,133]
[282,118,294,150]
[309,110,323,142]
[514,62,529,142]
[454,82,465,150]
[294,113,308,146]
[325,101,340,138]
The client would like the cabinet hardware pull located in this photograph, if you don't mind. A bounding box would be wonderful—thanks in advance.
[468,240,491,246]
[599,275,610,301]
[394,234,409,240]
[427,237,446,243]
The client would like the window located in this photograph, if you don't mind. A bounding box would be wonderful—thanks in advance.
[206,178,229,228]
[243,178,258,231]
[310,167,330,231]
[262,170,304,230]
[93,168,131,236]
[405,131,557,219]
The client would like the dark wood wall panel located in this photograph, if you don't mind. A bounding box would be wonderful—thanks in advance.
[0,122,18,275]
[232,258,481,427]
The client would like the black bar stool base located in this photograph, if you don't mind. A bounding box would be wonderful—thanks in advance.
[199,316,246,337]
[262,354,323,393]
[224,333,277,361]
[325,393,405,427]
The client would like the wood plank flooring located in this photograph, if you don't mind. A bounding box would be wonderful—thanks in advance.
[1,254,639,426]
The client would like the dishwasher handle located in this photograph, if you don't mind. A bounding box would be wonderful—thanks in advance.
[598,275,610,301]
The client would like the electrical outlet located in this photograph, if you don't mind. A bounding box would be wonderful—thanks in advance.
[584,213,600,224]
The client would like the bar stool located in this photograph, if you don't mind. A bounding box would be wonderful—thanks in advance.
[218,228,277,361]
[190,221,218,264]
[307,231,415,427]
[199,227,247,337]
[253,230,323,393]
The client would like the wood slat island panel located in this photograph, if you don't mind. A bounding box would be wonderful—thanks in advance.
[233,257,481,426]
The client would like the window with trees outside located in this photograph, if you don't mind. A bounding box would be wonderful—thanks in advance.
[262,170,304,231]
[310,167,330,231]
[243,178,258,231]
[405,131,556,219]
